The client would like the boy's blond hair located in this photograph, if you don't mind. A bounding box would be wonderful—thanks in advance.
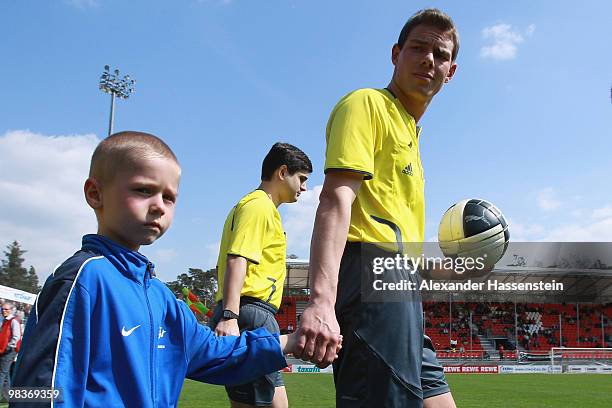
[89,131,179,184]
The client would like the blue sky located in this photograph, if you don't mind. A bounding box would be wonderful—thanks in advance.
[1,0,611,284]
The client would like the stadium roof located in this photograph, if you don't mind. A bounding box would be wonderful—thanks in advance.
[479,266,612,303]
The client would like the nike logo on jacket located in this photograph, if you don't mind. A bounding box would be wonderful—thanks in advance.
[121,325,142,337]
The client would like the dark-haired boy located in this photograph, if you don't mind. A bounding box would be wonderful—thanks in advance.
[11,132,300,407]
[210,143,315,408]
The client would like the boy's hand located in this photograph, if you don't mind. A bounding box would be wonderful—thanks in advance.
[280,332,298,355]
[214,319,240,337]
[315,334,342,368]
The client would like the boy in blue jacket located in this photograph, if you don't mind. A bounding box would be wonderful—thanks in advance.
[11,131,312,407]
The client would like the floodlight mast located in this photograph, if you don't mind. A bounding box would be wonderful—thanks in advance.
[98,65,135,137]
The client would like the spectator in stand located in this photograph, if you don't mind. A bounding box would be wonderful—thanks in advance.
[499,344,504,360]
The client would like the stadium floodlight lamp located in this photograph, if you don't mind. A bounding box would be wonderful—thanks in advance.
[98,65,136,136]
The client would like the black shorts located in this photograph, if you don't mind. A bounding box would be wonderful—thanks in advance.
[333,243,450,407]
[210,298,284,406]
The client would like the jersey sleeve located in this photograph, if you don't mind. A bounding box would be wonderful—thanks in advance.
[11,263,92,408]
[52,283,92,407]
[181,301,286,385]
[225,199,270,264]
[324,90,379,179]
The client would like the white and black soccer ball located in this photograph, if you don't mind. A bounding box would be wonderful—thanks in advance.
[438,199,509,269]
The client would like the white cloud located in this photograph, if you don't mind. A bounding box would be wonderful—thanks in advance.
[506,219,545,242]
[570,209,585,218]
[540,217,612,242]
[536,187,561,211]
[143,247,182,281]
[592,205,612,220]
[508,205,612,242]
[0,130,99,281]
[282,185,322,259]
[152,248,178,263]
[480,23,535,60]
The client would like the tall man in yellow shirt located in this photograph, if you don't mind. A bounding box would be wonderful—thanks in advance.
[296,9,459,408]
[211,142,312,408]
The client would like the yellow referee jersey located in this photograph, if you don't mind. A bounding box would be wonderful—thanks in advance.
[215,189,287,309]
[325,88,425,251]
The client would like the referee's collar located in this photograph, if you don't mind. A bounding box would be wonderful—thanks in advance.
[383,88,421,138]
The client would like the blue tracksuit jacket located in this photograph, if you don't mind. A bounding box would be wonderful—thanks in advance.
[11,234,287,407]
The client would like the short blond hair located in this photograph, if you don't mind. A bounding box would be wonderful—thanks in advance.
[89,131,179,184]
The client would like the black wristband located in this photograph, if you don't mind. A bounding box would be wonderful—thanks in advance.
[221,309,239,320]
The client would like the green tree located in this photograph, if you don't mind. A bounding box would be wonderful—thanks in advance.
[0,241,41,293]
[166,267,218,308]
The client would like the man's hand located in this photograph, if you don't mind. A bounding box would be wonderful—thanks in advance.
[295,302,341,368]
[283,330,342,362]
[214,319,240,337]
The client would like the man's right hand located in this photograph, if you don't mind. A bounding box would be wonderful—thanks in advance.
[295,302,341,368]
[214,319,240,337]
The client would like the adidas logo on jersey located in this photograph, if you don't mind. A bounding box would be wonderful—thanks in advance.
[402,163,413,176]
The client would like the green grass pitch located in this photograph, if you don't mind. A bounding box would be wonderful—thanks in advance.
[178,374,612,407]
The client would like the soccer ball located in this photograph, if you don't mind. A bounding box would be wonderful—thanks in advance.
[438,199,509,272]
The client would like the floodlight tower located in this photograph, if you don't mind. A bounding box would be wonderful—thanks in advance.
[99,65,135,137]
